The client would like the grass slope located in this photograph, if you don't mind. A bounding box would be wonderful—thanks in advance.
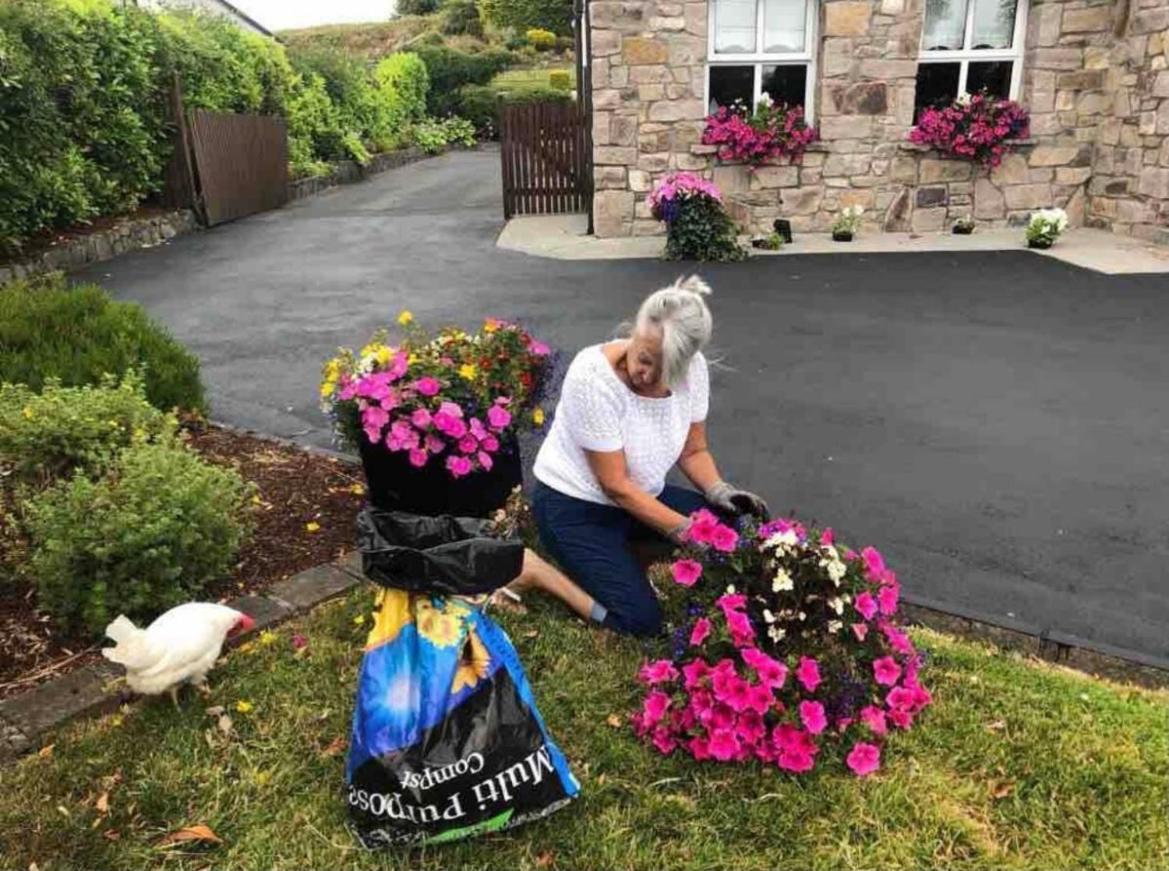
[1,588,1165,871]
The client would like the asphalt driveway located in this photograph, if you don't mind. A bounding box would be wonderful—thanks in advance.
[72,147,1169,668]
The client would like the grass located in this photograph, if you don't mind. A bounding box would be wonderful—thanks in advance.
[491,67,576,88]
[278,18,437,59]
[1,588,1165,871]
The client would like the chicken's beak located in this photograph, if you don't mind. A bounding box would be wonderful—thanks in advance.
[231,614,257,637]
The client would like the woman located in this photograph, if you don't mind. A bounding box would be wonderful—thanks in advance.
[520,276,768,636]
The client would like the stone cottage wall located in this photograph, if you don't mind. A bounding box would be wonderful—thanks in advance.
[590,0,1169,241]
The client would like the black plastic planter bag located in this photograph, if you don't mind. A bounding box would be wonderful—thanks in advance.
[346,508,579,847]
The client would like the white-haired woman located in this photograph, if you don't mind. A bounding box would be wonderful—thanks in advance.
[524,276,768,636]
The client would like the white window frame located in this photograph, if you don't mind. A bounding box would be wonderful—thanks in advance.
[917,0,1030,100]
[705,0,819,122]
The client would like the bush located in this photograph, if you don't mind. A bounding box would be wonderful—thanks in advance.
[414,45,516,115]
[548,69,572,91]
[410,116,477,154]
[481,0,573,36]
[24,441,254,635]
[373,52,430,139]
[0,373,176,488]
[396,0,440,15]
[525,28,556,50]
[648,173,745,263]
[452,84,571,139]
[441,0,483,36]
[0,275,206,413]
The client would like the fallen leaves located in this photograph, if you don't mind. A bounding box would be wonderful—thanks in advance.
[155,824,222,849]
[305,521,321,534]
[606,714,623,729]
[990,780,1016,800]
[95,792,110,814]
[37,744,54,759]
[320,736,347,758]
[535,850,555,868]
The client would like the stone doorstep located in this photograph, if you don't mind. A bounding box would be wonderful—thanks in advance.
[0,555,364,763]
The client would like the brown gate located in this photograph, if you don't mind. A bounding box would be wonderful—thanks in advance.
[500,102,592,218]
[187,109,288,226]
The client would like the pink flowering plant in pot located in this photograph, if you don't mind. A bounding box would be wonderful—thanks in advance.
[320,313,553,481]
[701,96,819,169]
[648,172,745,262]
[908,91,1030,167]
[632,512,931,777]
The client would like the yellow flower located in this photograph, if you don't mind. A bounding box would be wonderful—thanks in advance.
[459,363,478,381]
[21,406,34,420]
[397,310,414,326]
[349,483,366,496]
[408,353,419,365]
[532,407,545,426]
[375,346,393,366]
[319,380,335,398]
[305,521,321,533]
[324,359,341,381]
[235,700,254,713]
[353,614,365,626]
[451,629,491,693]
[482,318,500,334]
[415,599,465,649]
[258,630,277,647]
[360,342,379,359]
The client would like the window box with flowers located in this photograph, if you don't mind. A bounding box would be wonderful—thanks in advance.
[907,91,1030,167]
[320,314,554,518]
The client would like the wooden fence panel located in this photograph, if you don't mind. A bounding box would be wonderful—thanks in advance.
[500,102,591,219]
[188,110,288,226]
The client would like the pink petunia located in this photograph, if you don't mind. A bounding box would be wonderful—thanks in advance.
[438,400,463,419]
[741,647,788,689]
[777,744,816,773]
[860,705,888,736]
[851,622,869,641]
[846,742,881,777]
[688,736,711,760]
[707,728,740,761]
[477,451,494,471]
[888,709,914,730]
[410,408,432,429]
[458,435,478,454]
[426,434,445,454]
[881,622,914,656]
[671,559,703,587]
[682,659,710,688]
[414,377,441,397]
[725,609,756,646]
[799,700,827,735]
[716,593,747,613]
[408,448,429,468]
[469,417,488,440]
[445,455,473,477]
[639,659,680,686]
[861,546,886,581]
[689,617,712,647]
[481,435,500,453]
[651,727,677,755]
[735,710,767,746]
[714,675,751,712]
[819,527,835,546]
[642,690,671,726]
[711,525,740,553]
[795,657,822,693]
[855,591,878,621]
[878,583,900,616]
[487,405,512,430]
[708,703,736,731]
[744,683,774,715]
[685,509,721,545]
[362,404,390,433]
[873,656,902,687]
[886,686,917,712]
[528,339,551,356]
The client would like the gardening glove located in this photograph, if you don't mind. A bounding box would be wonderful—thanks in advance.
[705,481,769,520]
[667,517,693,546]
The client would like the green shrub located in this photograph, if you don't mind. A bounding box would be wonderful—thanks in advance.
[525,28,556,50]
[0,372,175,488]
[24,441,255,635]
[285,72,346,176]
[441,0,483,36]
[452,83,571,138]
[396,0,440,15]
[665,196,747,263]
[481,0,573,36]
[414,45,516,115]
[0,275,206,414]
[373,52,430,144]
[548,69,572,91]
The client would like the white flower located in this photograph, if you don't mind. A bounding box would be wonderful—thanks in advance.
[956,91,972,106]
[763,609,776,624]
[828,620,843,634]
[768,626,787,642]
[798,611,806,621]
[822,544,839,560]
[827,560,847,584]
[725,584,736,594]
[764,531,799,549]
[772,569,794,592]
[828,597,844,615]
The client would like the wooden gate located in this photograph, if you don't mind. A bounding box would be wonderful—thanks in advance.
[161,77,288,226]
[500,102,592,218]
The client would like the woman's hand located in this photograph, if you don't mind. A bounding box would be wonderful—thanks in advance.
[705,481,769,520]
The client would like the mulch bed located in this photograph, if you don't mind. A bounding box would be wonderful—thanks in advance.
[0,425,366,700]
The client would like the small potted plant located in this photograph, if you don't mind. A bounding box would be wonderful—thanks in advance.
[750,232,784,251]
[953,215,976,235]
[772,218,793,244]
[832,205,864,242]
[1025,208,1068,249]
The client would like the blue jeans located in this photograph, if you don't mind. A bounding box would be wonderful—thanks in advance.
[531,481,708,636]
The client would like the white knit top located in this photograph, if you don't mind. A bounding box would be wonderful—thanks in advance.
[533,344,710,505]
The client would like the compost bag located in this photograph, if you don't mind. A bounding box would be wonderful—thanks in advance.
[346,508,579,848]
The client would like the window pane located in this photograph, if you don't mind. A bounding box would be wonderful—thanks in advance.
[709,65,755,113]
[967,61,1012,98]
[971,0,1016,48]
[764,0,807,52]
[922,0,969,51]
[914,62,960,118]
[714,0,757,54]
[761,64,808,108]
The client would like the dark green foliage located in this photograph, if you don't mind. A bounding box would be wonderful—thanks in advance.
[665,198,747,262]
[396,0,441,15]
[23,441,254,635]
[0,275,206,414]
[452,84,571,138]
[441,0,483,36]
[414,45,516,114]
[480,0,574,36]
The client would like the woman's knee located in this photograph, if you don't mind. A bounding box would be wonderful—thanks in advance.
[604,596,663,637]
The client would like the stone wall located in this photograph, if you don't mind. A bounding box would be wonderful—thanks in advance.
[589,0,1169,242]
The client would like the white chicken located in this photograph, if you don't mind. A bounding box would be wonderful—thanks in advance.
[101,603,256,706]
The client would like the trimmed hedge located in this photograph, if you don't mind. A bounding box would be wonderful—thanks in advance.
[454,84,573,138]
[0,275,206,414]
[414,45,516,116]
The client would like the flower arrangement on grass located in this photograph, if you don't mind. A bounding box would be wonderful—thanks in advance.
[1024,208,1068,249]
[320,314,552,478]
[632,512,931,777]
[648,172,746,263]
[908,91,1030,167]
[701,96,819,169]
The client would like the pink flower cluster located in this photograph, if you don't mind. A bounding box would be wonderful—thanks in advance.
[908,93,1030,167]
[632,522,932,778]
[336,370,512,478]
[647,172,724,224]
[701,102,819,169]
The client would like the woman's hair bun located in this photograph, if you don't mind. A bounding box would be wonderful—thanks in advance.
[673,274,712,297]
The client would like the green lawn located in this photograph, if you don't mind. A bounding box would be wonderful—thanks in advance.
[490,67,576,91]
[1,587,1165,871]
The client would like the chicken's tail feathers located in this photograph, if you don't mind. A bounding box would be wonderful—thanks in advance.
[102,615,156,668]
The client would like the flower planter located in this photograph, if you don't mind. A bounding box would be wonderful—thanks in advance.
[1027,239,1053,250]
[832,231,854,242]
[358,433,522,518]
[772,219,793,244]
